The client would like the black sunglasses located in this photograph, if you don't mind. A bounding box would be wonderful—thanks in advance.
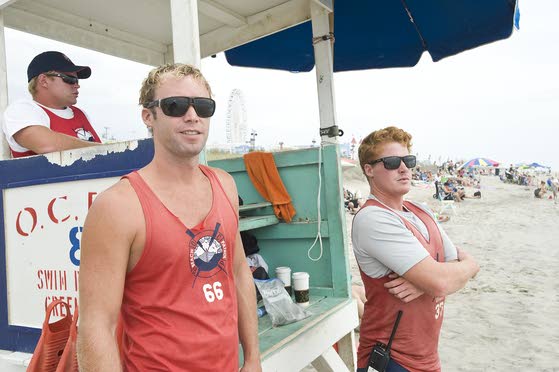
[369,155,416,170]
[143,96,216,118]
[45,72,79,85]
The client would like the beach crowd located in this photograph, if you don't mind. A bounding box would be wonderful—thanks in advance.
[344,159,558,213]
[501,164,558,203]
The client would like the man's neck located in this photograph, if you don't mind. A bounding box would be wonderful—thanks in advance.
[146,152,203,185]
[33,96,68,110]
[370,189,405,211]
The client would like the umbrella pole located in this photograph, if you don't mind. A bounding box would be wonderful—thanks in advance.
[310,1,337,146]
[310,2,358,370]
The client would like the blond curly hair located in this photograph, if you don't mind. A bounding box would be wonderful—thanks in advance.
[139,63,212,107]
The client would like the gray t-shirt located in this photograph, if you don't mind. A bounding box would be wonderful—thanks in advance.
[352,196,458,278]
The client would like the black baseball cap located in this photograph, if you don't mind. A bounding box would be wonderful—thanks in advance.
[27,51,91,82]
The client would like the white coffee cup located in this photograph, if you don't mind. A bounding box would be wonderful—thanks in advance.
[275,266,292,295]
[292,272,310,307]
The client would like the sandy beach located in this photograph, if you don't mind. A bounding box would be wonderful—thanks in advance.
[343,170,559,371]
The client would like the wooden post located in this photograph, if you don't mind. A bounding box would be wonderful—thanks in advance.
[310,4,357,370]
[335,329,357,372]
[169,0,207,164]
[0,11,10,160]
[311,347,350,372]
[169,0,201,68]
[310,2,337,145]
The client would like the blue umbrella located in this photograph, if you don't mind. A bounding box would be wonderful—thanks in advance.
[528,162,550,169]
[226,0,519,72]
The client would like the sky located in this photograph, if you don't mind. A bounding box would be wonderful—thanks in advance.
[3,0,558,170]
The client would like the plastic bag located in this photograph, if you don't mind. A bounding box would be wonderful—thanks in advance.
[254,278,310,326]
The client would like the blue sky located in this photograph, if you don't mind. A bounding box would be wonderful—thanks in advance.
[4,0,558,170]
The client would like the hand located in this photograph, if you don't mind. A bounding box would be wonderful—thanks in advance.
[457,248,480,278]
[384,273,424,303]
[456,247,470,262]
[240,358,262,372]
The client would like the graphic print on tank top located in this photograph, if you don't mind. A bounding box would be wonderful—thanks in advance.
[187,222,228,288]
[74,127,96,141]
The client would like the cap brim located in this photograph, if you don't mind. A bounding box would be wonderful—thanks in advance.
[74,66,91,79]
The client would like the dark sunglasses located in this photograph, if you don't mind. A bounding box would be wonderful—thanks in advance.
[45,72,79,85]
[143,96,216,118]
[369,155,416,170]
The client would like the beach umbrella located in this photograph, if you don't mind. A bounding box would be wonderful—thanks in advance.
[528,162,549,169]
[459,158,500,169]
[225,1,519,72]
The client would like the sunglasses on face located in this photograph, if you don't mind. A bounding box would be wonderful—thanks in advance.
[45,72,79,85]
[143,96,216,118]
[369,155,417,170]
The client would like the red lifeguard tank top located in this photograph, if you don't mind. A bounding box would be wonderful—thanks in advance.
[356,199,445,372]
[11,105,101,158]
[120,166,239,372]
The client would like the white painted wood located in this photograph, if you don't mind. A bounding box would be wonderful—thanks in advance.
[57,141,139,166]
[312,0,333,13]
[12,0,173,45]
[200,0,310,57]
[199,0,247,28]
[261,299,359,372]
[0,0,19,10]
[170,0,201,67]
[311,347,350,372]
[169,0,206,163]
[10,1,168,54]
[0,350,32,371]
[336,329,357,371]
[0,11,10,160]
[3,7,165,67]
[310,2,338,145]
[164,47,174,65]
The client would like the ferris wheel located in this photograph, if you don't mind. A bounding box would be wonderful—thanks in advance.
[225,89,248,144]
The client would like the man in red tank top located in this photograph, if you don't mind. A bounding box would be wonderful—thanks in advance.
[352,126,480,372]
[78,64,261,372]
[2,51,100,158]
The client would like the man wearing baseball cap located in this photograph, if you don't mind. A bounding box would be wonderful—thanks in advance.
[2,51,101,158]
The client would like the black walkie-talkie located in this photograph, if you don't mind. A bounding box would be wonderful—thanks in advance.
[368,310,403,372]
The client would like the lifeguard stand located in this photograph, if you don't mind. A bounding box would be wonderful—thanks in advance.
[210,145,358,370]
[0,140,358,371]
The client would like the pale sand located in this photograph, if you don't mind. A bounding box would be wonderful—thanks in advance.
[341,172,559,371]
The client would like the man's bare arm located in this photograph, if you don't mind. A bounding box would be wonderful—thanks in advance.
[77,182,139,371]
[13,125,98,154]
[233,230,262,371]
[214,168,261,371]
[402,249,479,298]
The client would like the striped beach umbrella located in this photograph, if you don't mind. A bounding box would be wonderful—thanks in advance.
[460,158,499,169]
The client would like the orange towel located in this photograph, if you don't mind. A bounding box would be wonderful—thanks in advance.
[243,152,296,223]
